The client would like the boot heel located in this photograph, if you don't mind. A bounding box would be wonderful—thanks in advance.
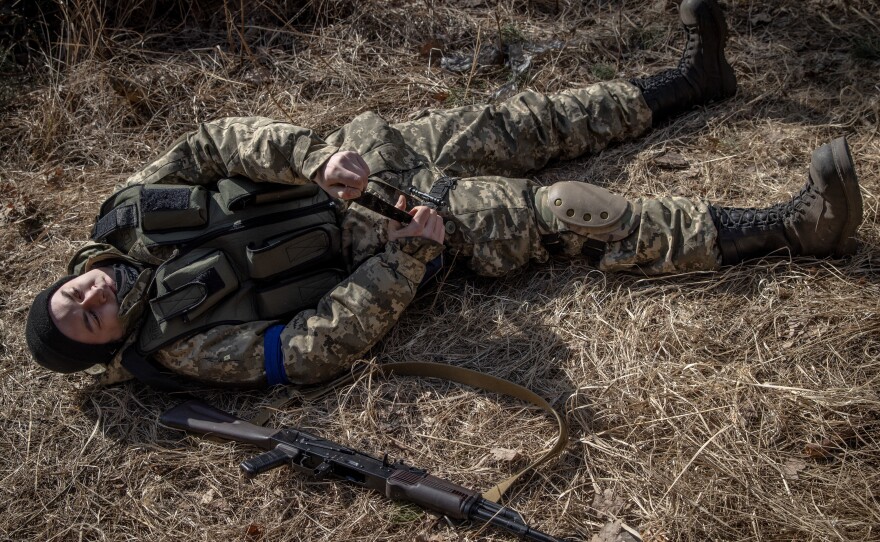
[830,137,863,257]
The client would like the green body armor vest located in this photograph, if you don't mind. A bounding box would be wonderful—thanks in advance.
[91,178,345,355]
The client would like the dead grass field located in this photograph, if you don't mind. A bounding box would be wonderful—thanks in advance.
[1,1,879,540]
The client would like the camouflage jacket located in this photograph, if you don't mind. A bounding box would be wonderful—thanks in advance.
[81,116,444,387]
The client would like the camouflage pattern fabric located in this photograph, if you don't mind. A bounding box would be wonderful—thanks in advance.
[121,117,339,189]
[91,80,720,387]
[391,82,653,179]
[533,189,722,274]
[600,197,720,273]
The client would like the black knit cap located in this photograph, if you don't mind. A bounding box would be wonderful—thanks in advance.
[25,275,121,373]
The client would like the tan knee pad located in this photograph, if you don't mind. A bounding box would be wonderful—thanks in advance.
[546,181,641,242]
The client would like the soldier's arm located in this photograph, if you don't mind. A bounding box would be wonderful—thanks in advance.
[122,117,339,188]
[152,238,445,386]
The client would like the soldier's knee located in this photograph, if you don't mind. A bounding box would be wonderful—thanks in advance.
[539,181,641,242]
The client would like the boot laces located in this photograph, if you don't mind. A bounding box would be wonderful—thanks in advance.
[632,68,680,92]
[632,24,700,93]
[677,24,700,71]
[789,173,818,213]
[714,179,816,229]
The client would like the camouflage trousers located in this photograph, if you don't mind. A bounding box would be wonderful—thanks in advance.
[336,80,721,276]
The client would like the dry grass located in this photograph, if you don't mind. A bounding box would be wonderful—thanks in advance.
[2,0,879,540]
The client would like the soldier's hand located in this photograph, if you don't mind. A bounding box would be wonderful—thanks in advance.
[315,150,369,200]
[388,195,445,244]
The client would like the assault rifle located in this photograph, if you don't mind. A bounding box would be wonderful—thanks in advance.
[161,400,564,542]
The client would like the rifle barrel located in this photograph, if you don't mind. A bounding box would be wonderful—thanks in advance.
[470,499,564,542]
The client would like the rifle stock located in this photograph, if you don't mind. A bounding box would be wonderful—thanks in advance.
[160,400,277,449]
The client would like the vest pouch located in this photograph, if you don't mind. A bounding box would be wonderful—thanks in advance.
[255,269,345,319]
[151,249,239,323]
[246,224,341,280]
[218,177,320,211]
[140,185,208,232]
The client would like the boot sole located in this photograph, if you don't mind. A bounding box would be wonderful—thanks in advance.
[681,0,737,100]
[829,137,863,257]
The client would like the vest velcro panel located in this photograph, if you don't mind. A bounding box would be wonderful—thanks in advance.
[140,185,209,231]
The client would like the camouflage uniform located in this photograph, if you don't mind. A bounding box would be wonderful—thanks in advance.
[88,80,720,387]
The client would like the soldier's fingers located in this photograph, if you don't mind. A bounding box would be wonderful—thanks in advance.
[393,223,424,240]
[408,206,436,225]
[320,175,366,200]
[317,180,361,199]
[322,186,358,200]
[388,195,409,232]
[388,222,421,241]
[336,152,369,189]
[422,214,442,244]
[430,215,445,244]
[403,209,434,234]
[389,205,442,241]
[413,205,436,216]
[325,167,364,186]
[353,153,370,177]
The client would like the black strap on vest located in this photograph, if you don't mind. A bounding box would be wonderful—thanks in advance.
[580,238,607,265]
[121,346,203,393]
[92,204,138,241]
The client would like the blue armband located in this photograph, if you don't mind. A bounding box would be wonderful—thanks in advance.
[263,324,289,386]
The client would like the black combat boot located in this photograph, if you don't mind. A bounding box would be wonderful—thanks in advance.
[631,0,737,124]
[710,137,863,265]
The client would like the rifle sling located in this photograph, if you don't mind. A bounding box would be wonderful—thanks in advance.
[250,361,568,503]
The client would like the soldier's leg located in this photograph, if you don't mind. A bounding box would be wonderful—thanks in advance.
[393,0,735,179]
[631,0,736,125]
[393,82,651,179]
[443,176,549,277]
[534,186,722,274]
[442,176,720,277]
[452,138,862,276]
[534,138,862,273]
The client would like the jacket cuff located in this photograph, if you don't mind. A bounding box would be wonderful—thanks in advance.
[301,144,341,182]
[383,239,445,283]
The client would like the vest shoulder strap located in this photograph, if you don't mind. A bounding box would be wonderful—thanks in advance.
[121,346,203,393]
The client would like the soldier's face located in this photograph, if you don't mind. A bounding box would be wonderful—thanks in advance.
[49,268,125,345]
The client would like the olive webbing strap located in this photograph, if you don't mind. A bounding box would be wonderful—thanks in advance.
[250,361,569,503]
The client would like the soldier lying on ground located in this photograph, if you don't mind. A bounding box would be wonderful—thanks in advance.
[25,0,863,390]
